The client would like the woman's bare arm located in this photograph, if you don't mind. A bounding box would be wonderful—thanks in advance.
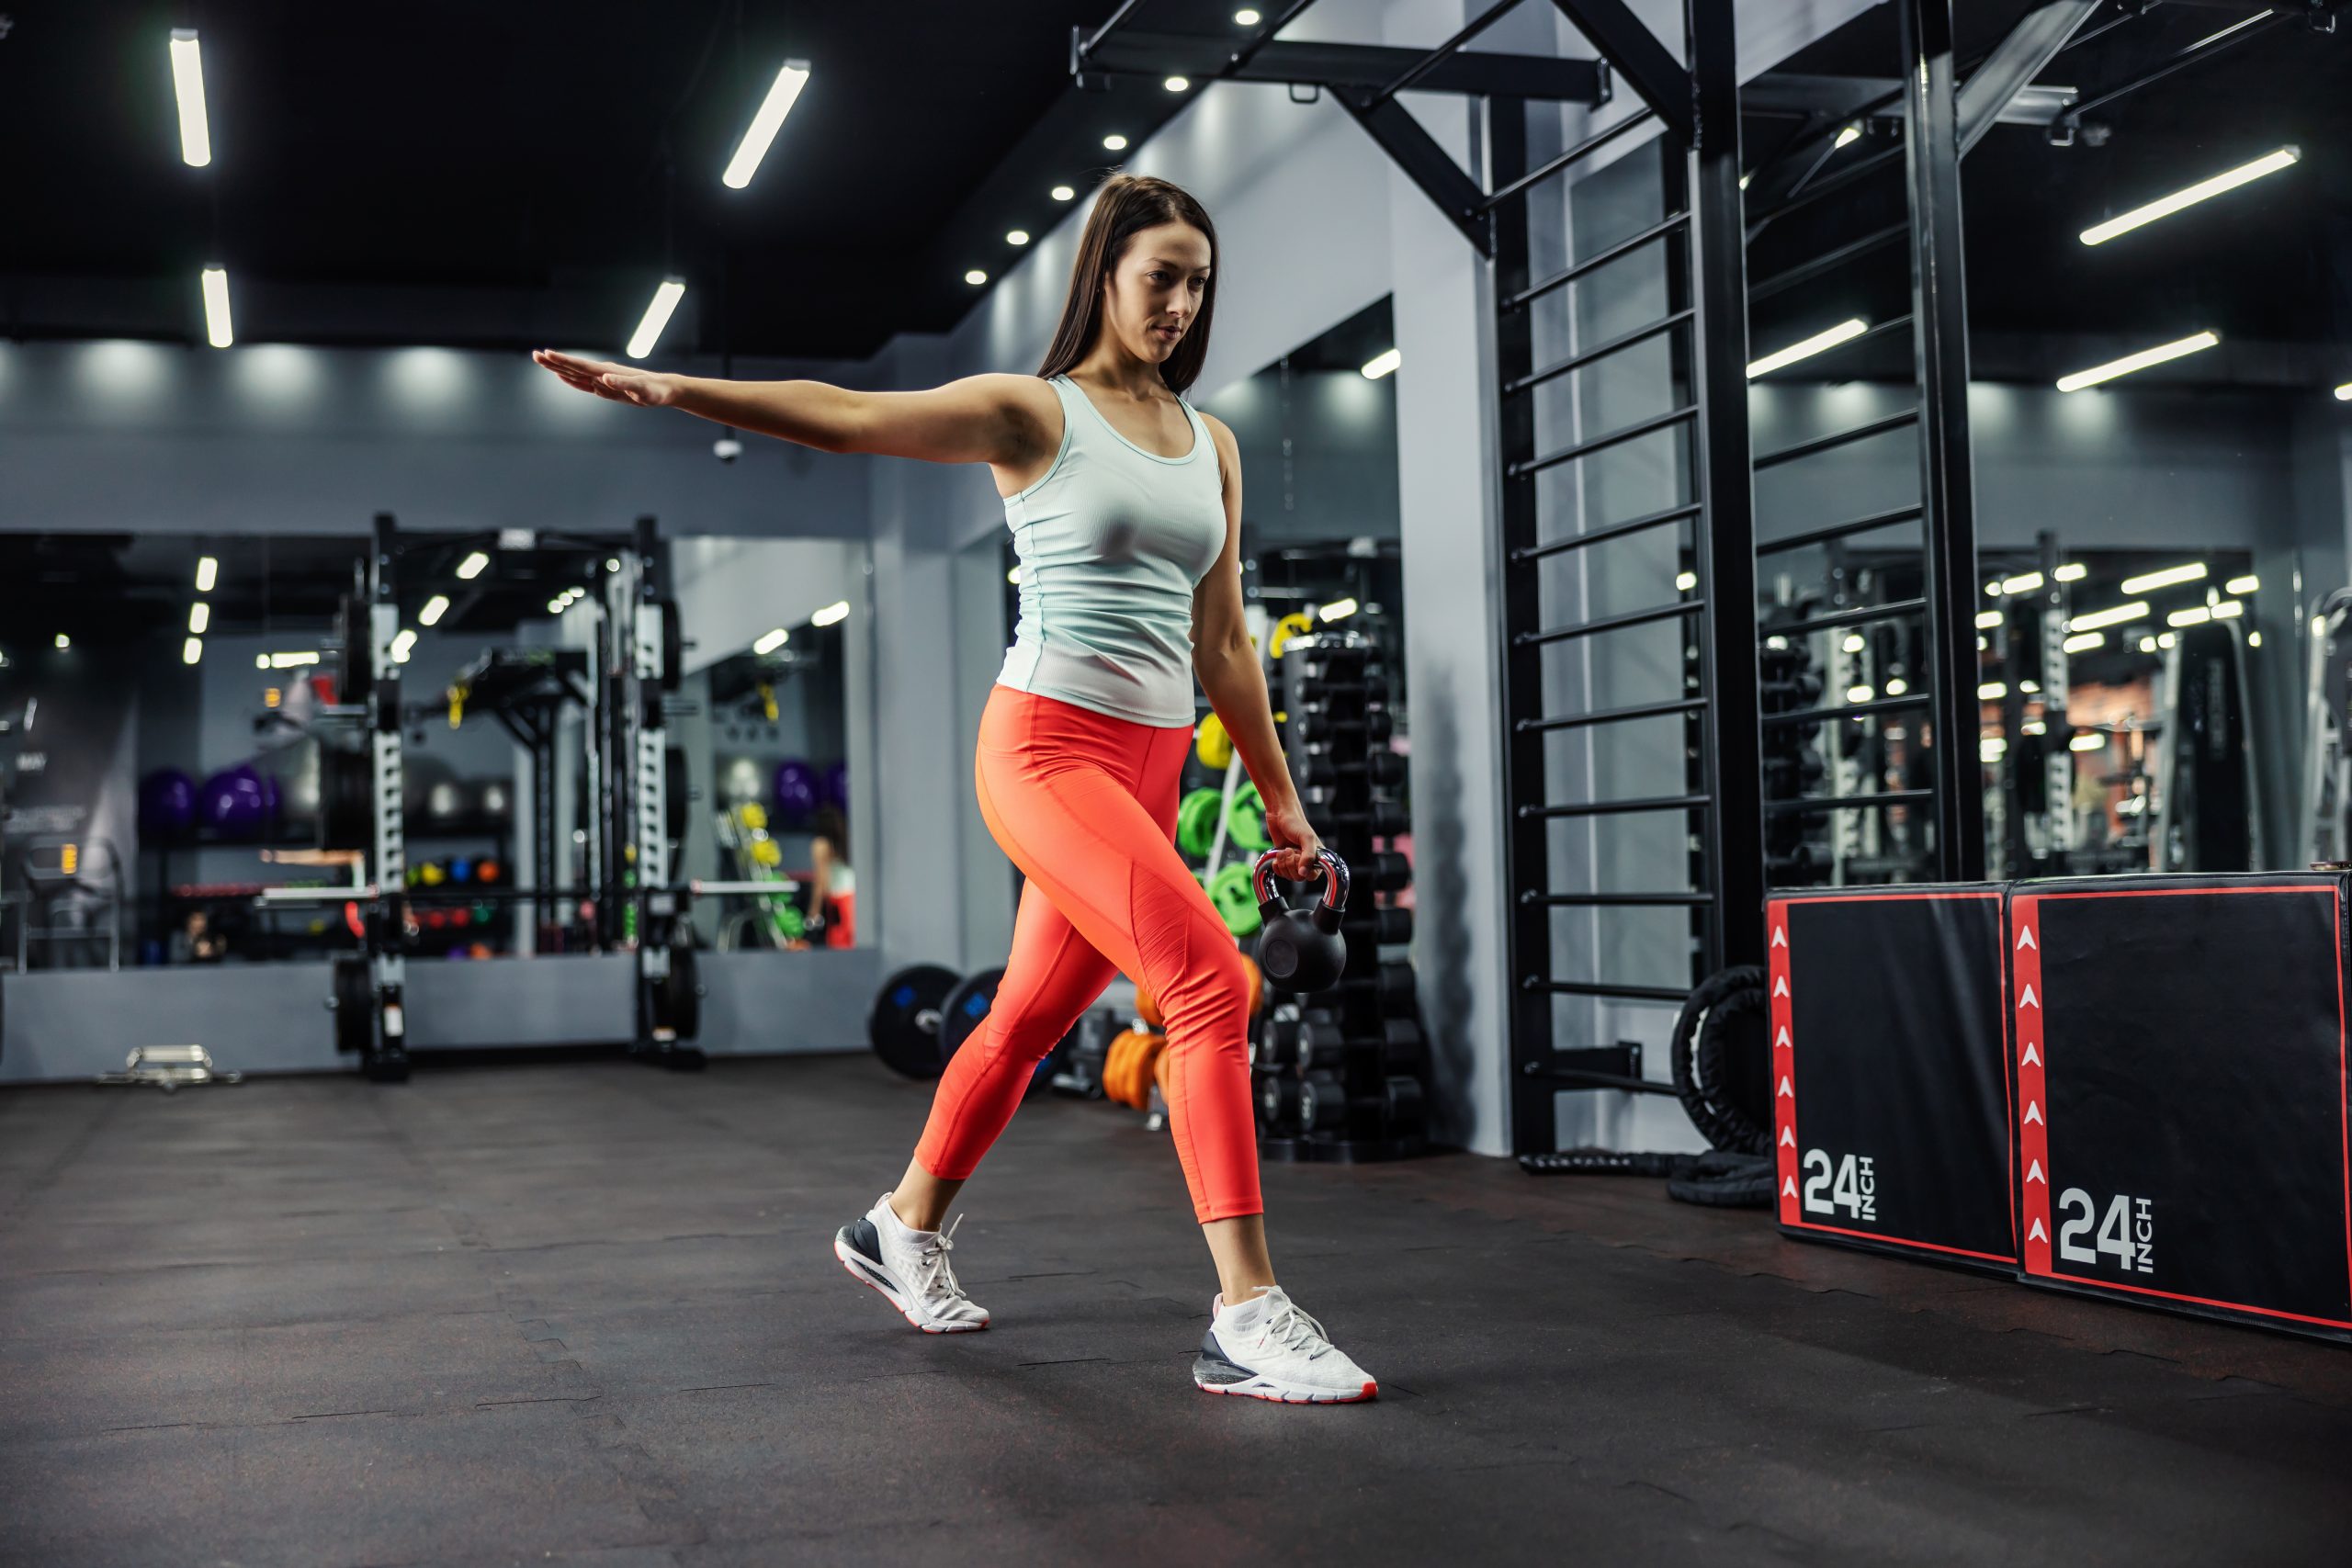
[530,350,1040,465]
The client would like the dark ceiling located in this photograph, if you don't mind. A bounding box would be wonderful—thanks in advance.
[0,0,1274,360]
[1744,0,2352,389]
[6,1,2344,384]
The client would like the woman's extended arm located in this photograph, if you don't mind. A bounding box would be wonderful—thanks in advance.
[530,350,1037,466]
[1192,416,1324,886]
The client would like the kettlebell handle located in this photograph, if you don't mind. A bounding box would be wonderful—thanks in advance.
[1251,847,1349,932]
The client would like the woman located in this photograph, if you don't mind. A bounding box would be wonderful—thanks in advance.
[802,803,854,950]
[533,174,1374,1404]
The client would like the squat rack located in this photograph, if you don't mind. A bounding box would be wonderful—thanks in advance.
[1077,0,2066,1153]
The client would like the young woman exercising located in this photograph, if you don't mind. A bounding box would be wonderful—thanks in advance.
[533,174,1374,1404]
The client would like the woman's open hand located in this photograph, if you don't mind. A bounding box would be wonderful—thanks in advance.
[531,349,684,408]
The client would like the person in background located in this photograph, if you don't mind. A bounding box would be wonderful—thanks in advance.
[805,803,854,949]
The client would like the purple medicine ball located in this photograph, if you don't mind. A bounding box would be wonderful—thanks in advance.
[198,765,269,839]
[139,770,198,841]
[773,761,819,825]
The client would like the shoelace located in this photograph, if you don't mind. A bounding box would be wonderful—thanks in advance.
[910,1213,967,1301]
[1259,1296,1331,1361]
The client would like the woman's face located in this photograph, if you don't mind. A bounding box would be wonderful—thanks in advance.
[1103,220,1211,366]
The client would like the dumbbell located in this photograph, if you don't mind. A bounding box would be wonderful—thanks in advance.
[1355,851,1410,892]
[1313,799,1408,838]
[1296,748,1408,790]
[1344,905,1414,945]
[1300,1069,1347,1134]
[1297,676,1391,708]
[1370,1075,1425,1137]
[1297,959,1414,1009]
[1293,698,1394,744]
[1259,1069,1304,1133]
[1299,1015,1425,1071]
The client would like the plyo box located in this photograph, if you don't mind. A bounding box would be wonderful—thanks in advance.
[1769,886,2018,1272]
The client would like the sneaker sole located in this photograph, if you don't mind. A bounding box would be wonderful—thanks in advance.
[1193,1354,1376,1404]
[832,1230,988,1335]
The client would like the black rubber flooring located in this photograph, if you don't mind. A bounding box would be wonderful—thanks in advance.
[5,1053,2351,1567]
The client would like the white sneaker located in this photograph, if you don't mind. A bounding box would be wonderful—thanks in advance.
[1193,1285,1377,1404]
[832,1194,991,1334]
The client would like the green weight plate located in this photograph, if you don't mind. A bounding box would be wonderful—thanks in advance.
[1209,863,1262,937]
[1228,781,1270,852]
[1176,788,1224,859]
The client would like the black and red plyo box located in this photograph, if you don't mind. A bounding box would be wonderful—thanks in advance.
[2009,873,2352,1341]
[1768,886,2018,1272]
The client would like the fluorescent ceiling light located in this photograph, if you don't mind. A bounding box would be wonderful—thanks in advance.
[1842,634,1864,652]
[1103,133,1128,151]
[1236,7,1263,22]
[2120,561,2206,594]
[1164,75,1192,92]
[1833,124,1861,150]
[2001,571,2044,594]
[2021,680,2040,694]
[1361,347,1400,379]
[2078,147,2298,245]
[200,267,233,348]
[54,634,71,650]
[2250,631,2262,647]
[1981,738,2007,761]
[170,29,211,167]
[2071,732,2107,752]
[965,269,989,286]
[721,60,812,190]
[2054,562,2087,582]
[811,600,850,627]
[1847,684,1873,704]
[456,551,489,580]
[2057,331,2219,391]
[390,628,417,663]
[2069,601,2150,631]
[1747,318,1868,378]
[2023,720,2047,736]
[2188,8,2276,51]
[268,650,320,669]
[2168,605,2212,627]
[2337,384,2352,401]
[1978,682,2007,700]
[2063,631,2105,653]
[1051,185,1075,201]
[1975,611,2004,629]
[753,627,790,655]
[2225,574,2258,594]
[188,603,209,634]
[419,594,450,627]
[1319,597,1360,622]
[182,637,204,666]
[627,280,686,360]
[2159,631,2177,649]
[1883,677,1908,696]
[1006,230,1031,246]
[1674,571,1697,592]
[196,555,219,592]
[2211,599,2245,619]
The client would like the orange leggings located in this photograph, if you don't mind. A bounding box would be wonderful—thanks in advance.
[914,686,1262,1223]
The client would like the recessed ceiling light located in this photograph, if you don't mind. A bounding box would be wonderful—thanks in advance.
[2120,561,2207,595]
[1360,348,1400,380]
[183,637,204,666]
[169,29,211,167]
[965,269,989,286]
[419,594,450,627]
[196,556,219,592]
[2079,147,2299,245]
[1833,123,1861,149]
[812,600,851,627]
[1236,7,1263,22]
[754,627,790,655]
[54,634,71,650]
[1006,230,1031,246]
[200,267,232,348]
[1164,76,1191,93]
[2056,331,2219,392]
[1050,185,1075,201]
[722,61,813,190]
[1103,133,1129,151]
[456,551,489,580]
[627,279,686,360]
[188,603,209,634]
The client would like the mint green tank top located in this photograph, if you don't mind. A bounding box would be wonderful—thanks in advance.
[996,374,1228,728]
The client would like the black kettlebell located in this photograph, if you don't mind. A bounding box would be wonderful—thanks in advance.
[1252,847,1350,993]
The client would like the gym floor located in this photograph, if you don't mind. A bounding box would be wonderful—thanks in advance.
[5,1056,2348,1567]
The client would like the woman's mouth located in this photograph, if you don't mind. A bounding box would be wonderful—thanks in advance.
[1154,326,1180,341]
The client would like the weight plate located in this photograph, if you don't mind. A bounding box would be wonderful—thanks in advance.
[869,964,961,1078]
[657,597,684,691]
[1194,713,1234,771]
[335,592,375,708]
[1227,782,1270,852]
[332,955,372,1055]
[1208,863,1261,937]
[318,743,373,852]
[1176,789,1224,858]
[1269,612,1314,660]
[939,965,1009,1066]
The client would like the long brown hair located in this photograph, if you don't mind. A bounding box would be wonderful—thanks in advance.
[1035,174,1218,397]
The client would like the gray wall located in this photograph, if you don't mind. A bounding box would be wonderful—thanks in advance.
[1199,368,1403,545]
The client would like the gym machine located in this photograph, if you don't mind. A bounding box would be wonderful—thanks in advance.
[265,513,741,1079]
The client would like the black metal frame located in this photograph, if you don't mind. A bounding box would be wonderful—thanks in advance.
[1070,0,2000,1155]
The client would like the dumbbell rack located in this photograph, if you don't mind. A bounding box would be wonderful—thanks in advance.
[1255,631,1429,1162]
